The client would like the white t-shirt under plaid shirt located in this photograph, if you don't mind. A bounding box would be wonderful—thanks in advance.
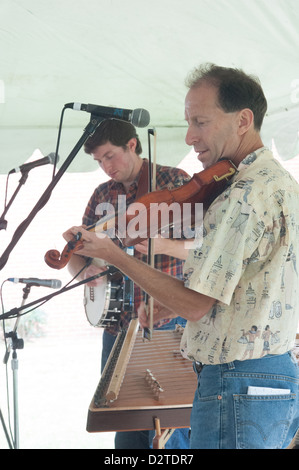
[181,147,299,365]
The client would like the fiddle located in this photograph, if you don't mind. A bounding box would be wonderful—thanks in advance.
[44,159,237,270]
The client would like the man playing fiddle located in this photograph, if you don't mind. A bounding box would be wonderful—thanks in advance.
[64,63,299,449]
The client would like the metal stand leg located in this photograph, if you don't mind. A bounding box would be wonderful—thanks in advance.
[2,285,29,449]
[0,409,13,449]
[11,350,20,449]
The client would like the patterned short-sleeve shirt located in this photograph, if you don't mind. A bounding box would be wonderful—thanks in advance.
[181,148,299,364]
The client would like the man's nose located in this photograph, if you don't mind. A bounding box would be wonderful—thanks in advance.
[102,160,112,174]
[185,126,198,146]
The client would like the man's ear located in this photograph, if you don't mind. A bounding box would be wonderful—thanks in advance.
[237,108,254,135]
[127,137,137,152]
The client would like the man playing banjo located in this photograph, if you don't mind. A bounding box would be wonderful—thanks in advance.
[66,118,190,449]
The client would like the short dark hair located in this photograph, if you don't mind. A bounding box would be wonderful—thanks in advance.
[84,119,142,155]
[185,63,267,131]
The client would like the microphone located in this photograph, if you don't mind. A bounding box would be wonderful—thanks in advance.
[65,103,150,128]
[9,152,59,174]
[8,278,62,289]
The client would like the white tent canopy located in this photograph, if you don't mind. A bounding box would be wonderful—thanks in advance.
[0,0,299,174]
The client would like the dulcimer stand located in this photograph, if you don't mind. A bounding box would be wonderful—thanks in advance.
[153,418,175,449]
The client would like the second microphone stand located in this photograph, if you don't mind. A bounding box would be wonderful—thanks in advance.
[0,113,104,271]
[3,284,32,449]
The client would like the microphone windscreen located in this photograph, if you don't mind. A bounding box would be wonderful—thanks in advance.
[131,108,150,128]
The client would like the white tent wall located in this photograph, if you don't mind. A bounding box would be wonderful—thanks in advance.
[0,0,299,173]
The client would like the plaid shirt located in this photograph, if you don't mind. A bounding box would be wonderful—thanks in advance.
[82,159,190,335]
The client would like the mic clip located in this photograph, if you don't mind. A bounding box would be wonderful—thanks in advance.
[0,170,30,231]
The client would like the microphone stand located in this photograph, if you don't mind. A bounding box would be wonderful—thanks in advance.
[2,284,31,449]
[0,266,120,448]
[0,171,30,231]
[0,114,104,271]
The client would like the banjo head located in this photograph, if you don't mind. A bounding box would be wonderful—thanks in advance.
[84,277,124,328]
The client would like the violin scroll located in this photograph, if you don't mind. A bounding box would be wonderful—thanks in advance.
[44,249,67,269]
[44,238,84,269]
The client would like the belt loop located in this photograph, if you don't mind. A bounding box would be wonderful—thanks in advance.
[227,361,235,370]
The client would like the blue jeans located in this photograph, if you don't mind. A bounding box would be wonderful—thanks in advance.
[102,317,190,449]
[191,351,299,449]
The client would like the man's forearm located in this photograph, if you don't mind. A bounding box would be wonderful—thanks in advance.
[62,226,215,322]
[107,247,214,322]
[67,254,88,279]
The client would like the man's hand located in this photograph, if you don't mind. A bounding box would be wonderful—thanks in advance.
[137,300,176,328]
[83,263,108,287]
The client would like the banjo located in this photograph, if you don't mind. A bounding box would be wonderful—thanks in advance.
[83,257,134,328]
